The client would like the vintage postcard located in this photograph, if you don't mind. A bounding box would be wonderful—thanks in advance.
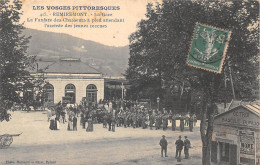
[0,0,259,165]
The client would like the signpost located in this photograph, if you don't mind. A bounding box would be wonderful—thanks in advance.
[187,23,231,73]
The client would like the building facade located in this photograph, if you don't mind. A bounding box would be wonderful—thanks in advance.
[211,104,260,165]
[31,58,104,105]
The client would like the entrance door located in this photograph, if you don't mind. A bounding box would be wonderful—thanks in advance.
[86,84,97,103]
[65,84,76,104]
[219,142,230,162]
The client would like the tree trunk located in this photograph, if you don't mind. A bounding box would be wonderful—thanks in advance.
[202,144,211,165]
[200,98,215,165]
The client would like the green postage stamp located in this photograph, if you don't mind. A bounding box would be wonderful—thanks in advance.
[187,23,231,73]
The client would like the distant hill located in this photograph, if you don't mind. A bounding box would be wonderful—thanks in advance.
[23,28,129,77]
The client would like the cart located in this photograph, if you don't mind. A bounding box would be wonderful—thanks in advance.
[0,133,22,149]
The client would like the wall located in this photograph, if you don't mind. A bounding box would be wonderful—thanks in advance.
[212,123,259,164]
[46,78,104,104]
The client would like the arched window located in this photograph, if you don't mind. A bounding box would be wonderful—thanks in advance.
[43,84,54,104]
[86,84,97,103]
[65,84,76,104]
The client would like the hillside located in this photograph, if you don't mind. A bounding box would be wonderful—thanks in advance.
[23,28,129,77]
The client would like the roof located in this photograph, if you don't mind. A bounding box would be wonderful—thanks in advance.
[226,99,251,111]
[215,103,260,118]
[214,103,260,129]
[227,99,241,110]
[216,100,251,114]
[32,58,101,74]
[244,104,260,116]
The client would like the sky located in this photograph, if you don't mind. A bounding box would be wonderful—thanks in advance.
[20,0,161,47]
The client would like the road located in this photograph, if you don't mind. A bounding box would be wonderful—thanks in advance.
[0,111,202,165]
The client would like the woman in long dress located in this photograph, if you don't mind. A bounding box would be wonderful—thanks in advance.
[73,116,77,131]
[49,116,55,130]
[67,116,72,131]
[86,118,93,132]
[55,116,60,130]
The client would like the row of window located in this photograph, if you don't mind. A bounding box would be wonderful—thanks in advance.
[44,84,97,90]
[44,83,97,104]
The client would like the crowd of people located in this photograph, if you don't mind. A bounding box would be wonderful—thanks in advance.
[47,101,104,131]
[108,108,197,132]
[46,99,196,160]
[47,99,197,133]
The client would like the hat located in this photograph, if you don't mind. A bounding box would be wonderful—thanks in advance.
[162,135,166,137]
[184,136,187,138]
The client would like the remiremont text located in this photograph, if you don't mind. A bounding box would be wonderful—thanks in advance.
[33,6,120,10]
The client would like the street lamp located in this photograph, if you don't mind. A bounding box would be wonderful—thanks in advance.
[121,82,124,100]
[154,12,165,113]
[157,97,160,111]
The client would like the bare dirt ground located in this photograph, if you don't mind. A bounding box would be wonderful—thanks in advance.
[0,111,202,165]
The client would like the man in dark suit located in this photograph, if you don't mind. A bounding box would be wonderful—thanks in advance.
[159,135,168,157]
[175,135,184,158]
[184,136,191,159]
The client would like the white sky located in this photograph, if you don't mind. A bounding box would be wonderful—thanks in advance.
[20,0,161,47]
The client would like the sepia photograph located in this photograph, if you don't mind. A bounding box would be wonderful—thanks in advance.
[0,0,259,165]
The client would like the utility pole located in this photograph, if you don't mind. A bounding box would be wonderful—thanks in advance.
[224,70,227,109]
[228,62,236,99]
[156,12,163,112]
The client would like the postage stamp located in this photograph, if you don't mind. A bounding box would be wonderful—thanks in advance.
[187,23,231,73]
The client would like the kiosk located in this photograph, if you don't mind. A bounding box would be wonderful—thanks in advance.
[211,104,260,165]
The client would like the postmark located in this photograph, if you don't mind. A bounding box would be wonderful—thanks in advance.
[187,23,231,73]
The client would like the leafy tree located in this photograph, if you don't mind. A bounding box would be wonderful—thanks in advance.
[0,0,37,121]
[126,1,258,164]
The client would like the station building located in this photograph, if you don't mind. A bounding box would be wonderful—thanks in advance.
[31,58,104,105]
[211,104,260,165]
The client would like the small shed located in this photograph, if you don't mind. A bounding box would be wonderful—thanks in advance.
[211,104,260,165]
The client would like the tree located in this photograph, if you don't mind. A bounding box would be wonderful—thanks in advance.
[126,3,187,107]
[126,1,258,164]
[0,0,36,121]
